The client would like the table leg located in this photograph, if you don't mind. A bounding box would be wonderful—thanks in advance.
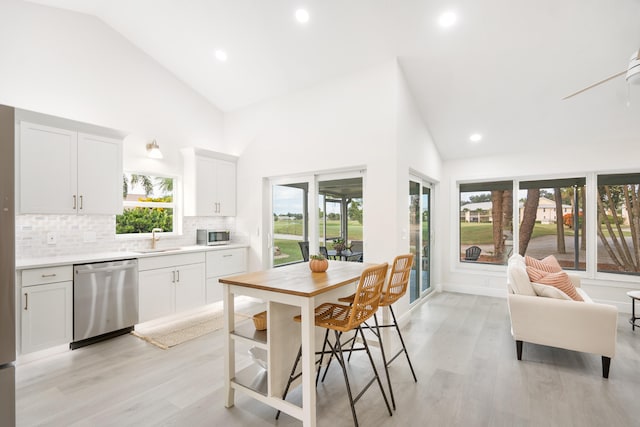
[223,284,235,407]
[300,297,317,427]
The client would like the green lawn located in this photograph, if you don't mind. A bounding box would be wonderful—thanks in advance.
[460,223,575,245]
[272,219,363,266]
[273,219,363,240]
[273,239,304,266]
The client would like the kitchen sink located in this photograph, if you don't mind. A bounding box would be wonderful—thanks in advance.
[134,247,183,254]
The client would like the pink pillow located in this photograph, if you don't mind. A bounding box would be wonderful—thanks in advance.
[526,266,583,302]
[525,255,562,273]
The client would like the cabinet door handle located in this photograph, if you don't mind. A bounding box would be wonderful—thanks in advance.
[79,195,83,210]
[73,195,77,209]
[171,270,175,283]
[24,293,28,310]
[176,270,180,283]
[41,273,57,278]
[223,254,233,258]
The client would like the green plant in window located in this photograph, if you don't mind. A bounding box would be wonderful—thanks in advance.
[332,238,347,252]
[116,207,173,234]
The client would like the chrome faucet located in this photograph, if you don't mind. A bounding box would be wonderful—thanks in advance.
[151,228,163,249]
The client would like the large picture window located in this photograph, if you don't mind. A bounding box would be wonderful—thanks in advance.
[460,181,513,265]
[518,178,586,270]
[117,173,175,235]
[597,173,640,275]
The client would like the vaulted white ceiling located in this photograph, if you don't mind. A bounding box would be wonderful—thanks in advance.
[25,0,640,160]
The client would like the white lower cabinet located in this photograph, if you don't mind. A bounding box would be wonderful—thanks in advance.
[138,253,206,323]
[20,266,73,354]
[206,248,247,304]
[175,263,207,312]
[138,267,175,322]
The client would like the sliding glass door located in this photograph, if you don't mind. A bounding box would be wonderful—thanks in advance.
[318,177,363,255]
[269,171,364,267]
[409,178,432,303]
[271,181,310,266]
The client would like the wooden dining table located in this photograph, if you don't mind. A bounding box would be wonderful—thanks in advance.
[219,260,373,427]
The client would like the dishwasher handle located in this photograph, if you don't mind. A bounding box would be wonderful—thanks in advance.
[75,263,137,274]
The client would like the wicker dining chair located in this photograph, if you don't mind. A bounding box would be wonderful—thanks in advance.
[324,254,417,410]
[277,263,392,426]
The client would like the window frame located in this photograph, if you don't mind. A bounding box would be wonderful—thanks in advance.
[455,171,640,285]
[518,177,587,271]
[458,180,514,267]
[116,171,180,238]
[595,173,640,276]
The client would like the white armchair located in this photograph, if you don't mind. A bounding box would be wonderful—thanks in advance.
[506,254,618,378]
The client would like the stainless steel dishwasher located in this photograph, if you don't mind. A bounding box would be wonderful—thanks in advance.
[72,259,138,349]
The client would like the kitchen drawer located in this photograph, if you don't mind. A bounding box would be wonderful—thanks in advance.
[206,248,246,278]
[22,265,73,287]
[138,252,205,271]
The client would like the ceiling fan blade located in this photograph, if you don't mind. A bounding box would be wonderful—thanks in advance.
[562,69,627,100]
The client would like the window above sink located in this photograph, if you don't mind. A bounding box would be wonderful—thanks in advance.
[117,172,177,236]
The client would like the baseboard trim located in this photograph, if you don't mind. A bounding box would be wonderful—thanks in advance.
[441,283,507,299]
[439,284,632,314]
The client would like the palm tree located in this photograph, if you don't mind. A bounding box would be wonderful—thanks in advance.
[597,184,640,272]
[130,174,153,196]
[122,174,128,199]
[491,190,505,258]
[554,187,566,254]
[519,189,540,255]
[156,177,173,195]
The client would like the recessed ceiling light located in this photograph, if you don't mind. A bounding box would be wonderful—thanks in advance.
[295,9,310,23]
[469,133,483,143]
[438,11,457,28]
[214,49,228,62]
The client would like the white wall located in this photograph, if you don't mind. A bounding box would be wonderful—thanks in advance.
[0,0,225,177]
[225,59,443,320]
[440,146,640,312]
[393,62,443,315]
[1,0,230,254]
[225,61,440,268]
[225,60,397,270]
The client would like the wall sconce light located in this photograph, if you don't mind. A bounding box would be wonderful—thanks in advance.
[146,139,163,159]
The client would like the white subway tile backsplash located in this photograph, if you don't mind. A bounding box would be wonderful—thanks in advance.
[16,215,238,259]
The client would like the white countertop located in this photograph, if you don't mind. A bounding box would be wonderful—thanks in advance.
[16,243,249,269]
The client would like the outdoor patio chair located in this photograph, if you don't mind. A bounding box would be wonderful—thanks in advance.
[349,240,363,252]
[298,241,310,261]
[319,246,329,258]
[346,253,363,262]
[464,245,481,261]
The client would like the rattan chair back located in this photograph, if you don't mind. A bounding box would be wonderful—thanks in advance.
[314,263,388,332]
[380,254,414,306]
[346,263,388,327]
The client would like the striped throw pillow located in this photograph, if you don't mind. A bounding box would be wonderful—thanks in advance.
[525,255,562,273]
[526,266,583,302]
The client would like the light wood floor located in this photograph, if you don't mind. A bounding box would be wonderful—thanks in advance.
[16,292,640,427]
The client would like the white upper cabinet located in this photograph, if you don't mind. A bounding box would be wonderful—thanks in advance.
[19,122,77,214]
[215,159,236,216]
[77,133,122,214]
[182,148,237,217]
[19,122,123,215]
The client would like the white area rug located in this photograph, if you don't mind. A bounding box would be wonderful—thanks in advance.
[132,296,265,349]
